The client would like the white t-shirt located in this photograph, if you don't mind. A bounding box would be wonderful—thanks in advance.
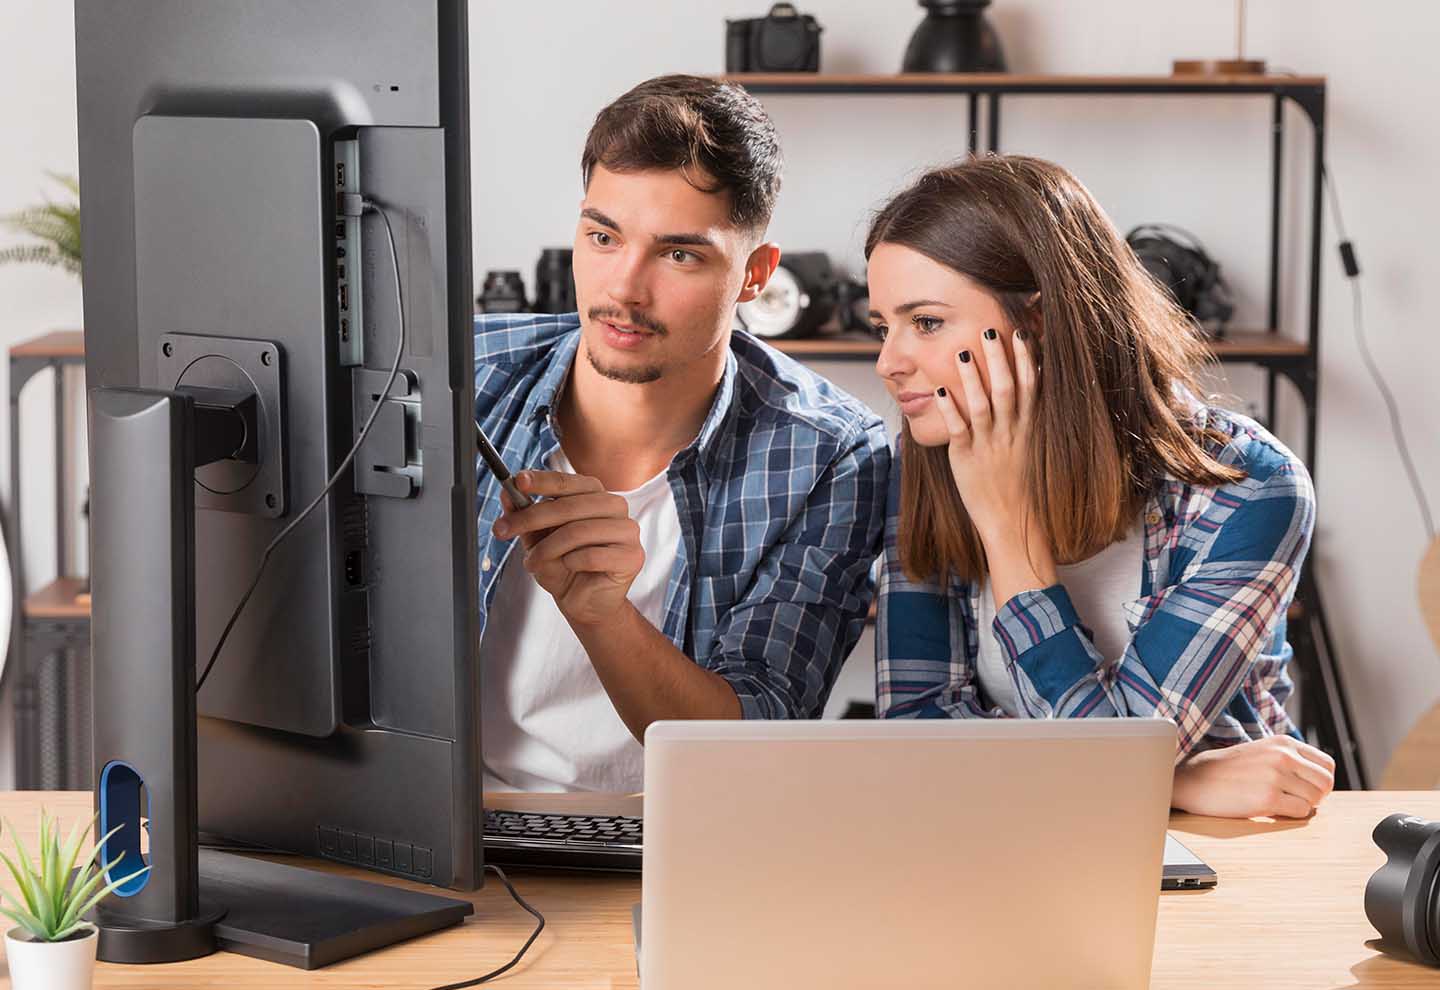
[481,449,681,793]
[974,521,1146,716]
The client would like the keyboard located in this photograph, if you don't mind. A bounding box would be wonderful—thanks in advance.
[482,808,643,872]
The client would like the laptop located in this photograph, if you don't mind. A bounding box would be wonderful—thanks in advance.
[638,718,1177,990]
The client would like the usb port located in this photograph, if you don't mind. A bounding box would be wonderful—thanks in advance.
[340,318,350,342]
[339,283,349,312]
[336,161,346,187]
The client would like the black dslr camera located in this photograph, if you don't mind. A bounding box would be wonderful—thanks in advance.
[726,4,822,73]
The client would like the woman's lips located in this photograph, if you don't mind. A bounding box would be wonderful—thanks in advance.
[897,390,934,416]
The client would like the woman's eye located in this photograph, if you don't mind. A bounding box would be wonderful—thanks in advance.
[871,324,889,341]
[914,315,943,334]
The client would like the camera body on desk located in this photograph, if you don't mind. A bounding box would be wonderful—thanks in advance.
[726,4,822,73]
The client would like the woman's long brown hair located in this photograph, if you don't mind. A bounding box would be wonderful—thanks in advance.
[867,155,1245,583]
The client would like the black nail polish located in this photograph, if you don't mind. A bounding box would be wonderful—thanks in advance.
[959,350,972,363]
[936,387,947,397]
[984,328,998,341]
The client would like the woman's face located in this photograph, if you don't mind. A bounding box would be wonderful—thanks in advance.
[869,242,1023,447]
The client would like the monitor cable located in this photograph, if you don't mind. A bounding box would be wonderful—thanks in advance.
[426,864,547,989]
[193,196,549,984]
[196,197,406,693]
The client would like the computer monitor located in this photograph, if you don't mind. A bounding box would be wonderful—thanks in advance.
[76,0,482,964]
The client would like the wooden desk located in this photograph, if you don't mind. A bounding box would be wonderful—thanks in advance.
[2,791,1438,988]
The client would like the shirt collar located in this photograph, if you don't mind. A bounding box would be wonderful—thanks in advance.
[681,345,739,472]
[528,329,582,426]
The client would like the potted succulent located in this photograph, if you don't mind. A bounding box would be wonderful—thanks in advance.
[0,172,82,276]
[0,808,149,990]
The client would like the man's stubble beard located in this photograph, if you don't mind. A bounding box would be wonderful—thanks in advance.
[584,341,664,385]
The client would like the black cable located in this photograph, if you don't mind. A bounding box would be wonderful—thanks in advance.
[196,199,408,692]
[1322,164,1437,541]
[426,865,546,989]
[194,201,549,988]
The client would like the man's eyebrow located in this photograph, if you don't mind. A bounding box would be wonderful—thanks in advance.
[654,231,717,249]
[867,300,955,318]
[580,208,716,249]
[580,207,621,230]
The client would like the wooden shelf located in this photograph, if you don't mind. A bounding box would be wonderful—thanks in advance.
[23,577,91,620]
[1207,330,1310,359]
[10,330,84,360]
[772,329,1309,364]
[721,72,1325,95]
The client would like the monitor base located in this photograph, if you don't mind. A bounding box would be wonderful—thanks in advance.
[198,848,474,970]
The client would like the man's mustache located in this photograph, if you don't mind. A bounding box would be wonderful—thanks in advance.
[588,307,668,337]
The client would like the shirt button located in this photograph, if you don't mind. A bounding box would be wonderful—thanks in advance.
[482,556,492,572]
[1146,511,1162,526]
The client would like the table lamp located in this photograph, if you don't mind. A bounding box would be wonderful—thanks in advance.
[1174,0,1267,76]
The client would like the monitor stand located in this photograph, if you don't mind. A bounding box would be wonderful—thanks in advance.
[87,386,473,967]
[199,849,471,969]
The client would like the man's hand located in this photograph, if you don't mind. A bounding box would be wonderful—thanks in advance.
[492,470,644,628]
[1172,736,1336,819]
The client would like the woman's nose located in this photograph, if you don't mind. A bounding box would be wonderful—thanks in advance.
[875,330,912,380]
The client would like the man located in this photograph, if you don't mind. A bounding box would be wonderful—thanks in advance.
[475,75,889,792]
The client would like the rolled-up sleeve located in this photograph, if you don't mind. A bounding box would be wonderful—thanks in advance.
[993,458,1315,757]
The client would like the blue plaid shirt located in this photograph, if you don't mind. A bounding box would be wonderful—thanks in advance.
[876,403,1314,758]
[473,313,890,719]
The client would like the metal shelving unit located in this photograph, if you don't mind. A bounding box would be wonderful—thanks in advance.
[727,72,1366,788]
[3,330,91,790]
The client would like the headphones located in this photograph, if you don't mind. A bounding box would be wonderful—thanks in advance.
[1125,223,1235,333]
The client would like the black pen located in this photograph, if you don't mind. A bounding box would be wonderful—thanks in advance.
[475,420,534,510]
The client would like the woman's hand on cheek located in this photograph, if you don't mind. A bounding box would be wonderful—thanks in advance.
[933,328,1038,544]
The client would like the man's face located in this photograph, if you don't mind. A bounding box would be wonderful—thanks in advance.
[572,165,768,385]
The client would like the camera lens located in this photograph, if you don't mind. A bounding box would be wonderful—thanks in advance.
[1365,813,1440,964]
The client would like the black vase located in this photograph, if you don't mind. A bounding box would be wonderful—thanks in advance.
[902,0,1007,73]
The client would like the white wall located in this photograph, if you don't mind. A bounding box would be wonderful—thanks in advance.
[2,0,1436,782]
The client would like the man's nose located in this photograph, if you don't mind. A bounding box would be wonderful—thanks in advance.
[605,248,650,310]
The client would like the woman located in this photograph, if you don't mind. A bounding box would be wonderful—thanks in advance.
[869,155,1334,819]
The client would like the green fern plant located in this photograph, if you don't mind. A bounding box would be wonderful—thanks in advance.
[0,173,82,276]
[0,809,149,942]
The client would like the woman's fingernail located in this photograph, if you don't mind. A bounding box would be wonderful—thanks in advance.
[984,328,998,341]
[959,350,972,364]
[936,387,947,397]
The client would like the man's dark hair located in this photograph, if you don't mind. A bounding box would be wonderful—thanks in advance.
[581,74,783,233]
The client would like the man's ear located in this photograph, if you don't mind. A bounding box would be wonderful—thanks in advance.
[737,242,782,304]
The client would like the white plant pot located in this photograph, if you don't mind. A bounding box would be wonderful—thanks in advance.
[5,925,98,990]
